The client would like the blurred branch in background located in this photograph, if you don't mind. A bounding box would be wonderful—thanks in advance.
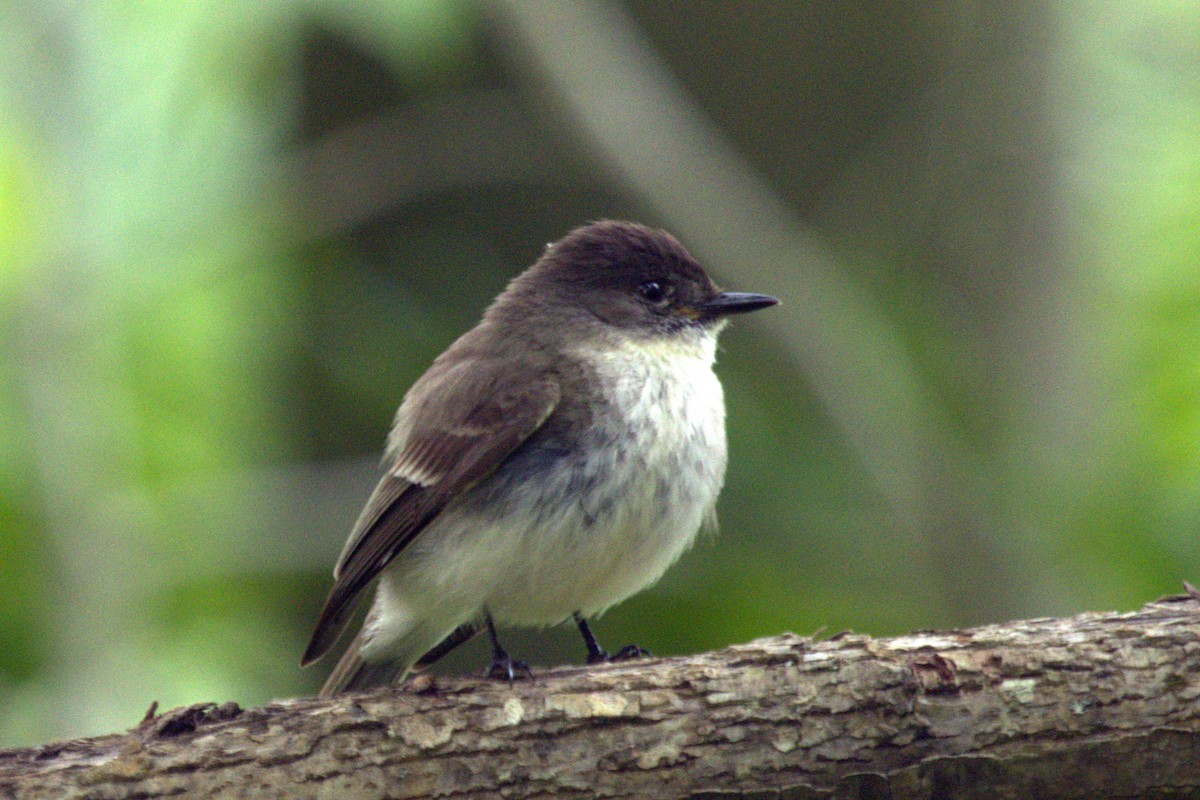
[293,87,580,237]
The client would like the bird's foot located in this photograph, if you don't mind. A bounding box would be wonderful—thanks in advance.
[483,610,532,683]
[487,652,533,683]
[574,612,652,665]
[586,643,652,664]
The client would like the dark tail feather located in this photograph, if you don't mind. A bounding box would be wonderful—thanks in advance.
[317,619,479,698]
[319,633,407,698]
[301,589,360,668]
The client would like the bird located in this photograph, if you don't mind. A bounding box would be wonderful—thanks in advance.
[301,219,778,696]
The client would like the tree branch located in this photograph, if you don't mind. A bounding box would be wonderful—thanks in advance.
[4,595,1199,799]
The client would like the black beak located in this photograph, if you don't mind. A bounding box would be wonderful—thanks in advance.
[698,292,779,317]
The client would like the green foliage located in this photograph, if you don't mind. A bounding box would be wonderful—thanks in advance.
[1,0,1199,749]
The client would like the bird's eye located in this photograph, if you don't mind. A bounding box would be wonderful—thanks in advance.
[638,280,668,304]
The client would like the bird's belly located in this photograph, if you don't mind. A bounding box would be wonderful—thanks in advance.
[483,461,715,623]
[482,344,729,624]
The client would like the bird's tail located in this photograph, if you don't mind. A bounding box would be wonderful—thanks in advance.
[318,620,483,698]
[319,633,408,697]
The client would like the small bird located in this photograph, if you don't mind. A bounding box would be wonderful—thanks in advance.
[302,220,777,696]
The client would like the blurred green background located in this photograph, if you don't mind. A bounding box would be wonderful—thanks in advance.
[2,0,1198,747]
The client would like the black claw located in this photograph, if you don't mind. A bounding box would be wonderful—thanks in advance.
[575,612,652,664]
[586,643,651,664]
[487,653,533,683]
[484,610,532,683]
[610,644,652,661]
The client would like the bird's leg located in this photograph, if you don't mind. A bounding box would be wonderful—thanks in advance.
[574,612,651,664]
[485,611,531,682]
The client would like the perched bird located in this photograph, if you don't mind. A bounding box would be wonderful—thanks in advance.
[302,220,777,696]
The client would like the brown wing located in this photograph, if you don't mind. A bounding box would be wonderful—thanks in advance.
[301,362,559,666]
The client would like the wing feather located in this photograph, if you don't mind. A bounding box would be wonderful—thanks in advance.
[301,363,559,666]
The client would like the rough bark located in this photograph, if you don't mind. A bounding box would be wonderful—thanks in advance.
[3,595,1199,799]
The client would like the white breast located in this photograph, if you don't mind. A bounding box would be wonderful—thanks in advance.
[487,331,729,622]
